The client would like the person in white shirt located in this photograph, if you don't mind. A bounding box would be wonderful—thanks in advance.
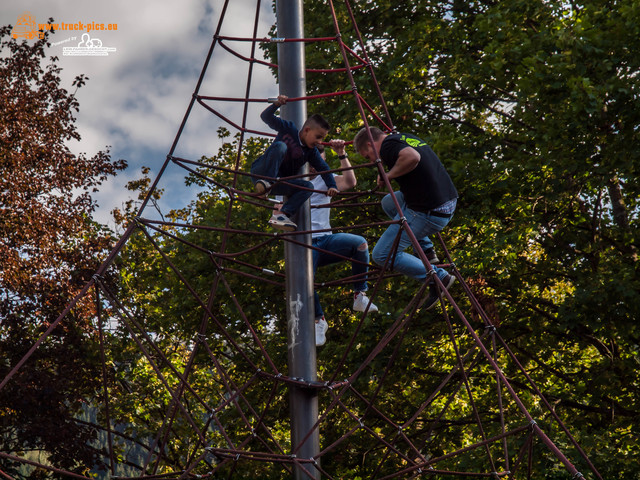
[310,141,378,346]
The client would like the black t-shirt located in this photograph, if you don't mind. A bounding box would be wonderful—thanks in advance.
[379,133,458,212]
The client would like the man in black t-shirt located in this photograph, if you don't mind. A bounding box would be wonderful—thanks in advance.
[354,127,458,309]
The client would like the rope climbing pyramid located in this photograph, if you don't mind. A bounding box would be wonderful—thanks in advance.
[1,1,603,479]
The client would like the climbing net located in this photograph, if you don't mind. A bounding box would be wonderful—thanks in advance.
[1,1,603,479]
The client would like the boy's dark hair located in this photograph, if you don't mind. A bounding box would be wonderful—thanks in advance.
[303,114,330,131]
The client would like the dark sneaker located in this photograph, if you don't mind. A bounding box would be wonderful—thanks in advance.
[255,179,272,197]
[268,213,297,231]
[424,248,440,264]
[423,274,455,310]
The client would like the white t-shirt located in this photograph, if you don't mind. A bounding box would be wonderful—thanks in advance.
[310,174,334,239]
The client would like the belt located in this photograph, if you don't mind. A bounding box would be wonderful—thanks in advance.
[428,210,452,218]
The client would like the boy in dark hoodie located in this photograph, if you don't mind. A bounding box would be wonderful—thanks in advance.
[250,95,338,231]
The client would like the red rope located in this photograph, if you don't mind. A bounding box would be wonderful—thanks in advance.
[0,1,601,478]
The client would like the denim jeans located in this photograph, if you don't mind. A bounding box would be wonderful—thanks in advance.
[250,141,313,217]
[373,191,451,281]
[312,233,369,318]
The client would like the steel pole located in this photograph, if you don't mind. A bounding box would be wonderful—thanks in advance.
[275,1,321,479]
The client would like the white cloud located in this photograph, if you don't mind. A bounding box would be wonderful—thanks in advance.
[3,1,277,224]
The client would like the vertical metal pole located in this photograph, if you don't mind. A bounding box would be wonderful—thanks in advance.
[275,1,320,479]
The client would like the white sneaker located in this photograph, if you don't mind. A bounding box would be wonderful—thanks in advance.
[353,291,378,314]
[315,317,328,346]
[268,213,297,231]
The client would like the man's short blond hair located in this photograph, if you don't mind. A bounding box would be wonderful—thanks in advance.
[353,127,385,154]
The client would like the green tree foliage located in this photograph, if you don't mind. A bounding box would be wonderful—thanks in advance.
[0,24,126,477]
[105,132,295,477]
[106,1,639,478]
[300,0,640,476]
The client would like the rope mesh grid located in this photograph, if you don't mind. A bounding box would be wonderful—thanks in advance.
[1,1,600,479]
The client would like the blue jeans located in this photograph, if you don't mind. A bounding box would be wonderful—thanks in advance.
[373,191,452,281]
[250,141,313,217]
[312,233,369,318]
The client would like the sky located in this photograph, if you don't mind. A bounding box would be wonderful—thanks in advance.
[2,1,278,227]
